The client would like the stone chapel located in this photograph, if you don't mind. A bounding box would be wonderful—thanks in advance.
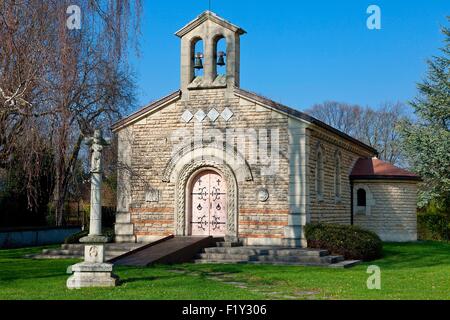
[111,11,420,247]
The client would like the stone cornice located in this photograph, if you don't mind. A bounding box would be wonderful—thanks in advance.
[175,11,246,38]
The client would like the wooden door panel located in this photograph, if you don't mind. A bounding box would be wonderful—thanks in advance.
[190,171,227,236]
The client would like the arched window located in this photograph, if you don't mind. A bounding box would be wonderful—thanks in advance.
[334,151,342,200]
[357,189,367,207]
[316,147,324,200]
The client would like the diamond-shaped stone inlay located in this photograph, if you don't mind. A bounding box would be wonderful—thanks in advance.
[181,110,193,123]
[195,109,207,122]
[221,107,234,121]
[207,108,220,122]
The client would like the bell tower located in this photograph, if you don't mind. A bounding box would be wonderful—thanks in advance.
[175,11,246,98]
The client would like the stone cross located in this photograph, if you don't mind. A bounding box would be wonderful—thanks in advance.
[80,129,110,243]
[67,129,118,289]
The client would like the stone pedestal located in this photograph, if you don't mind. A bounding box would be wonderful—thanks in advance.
[67,244,119,289]
[67,262,118,289]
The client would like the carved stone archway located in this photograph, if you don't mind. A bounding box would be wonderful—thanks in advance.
[174,158,238,238]
[162,144,253,183]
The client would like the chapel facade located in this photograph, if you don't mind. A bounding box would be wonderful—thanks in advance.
[112,11,420,247]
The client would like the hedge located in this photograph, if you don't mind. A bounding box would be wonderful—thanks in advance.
[304,223,383,261]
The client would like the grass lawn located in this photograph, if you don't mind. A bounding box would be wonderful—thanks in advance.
[0,241,449,300]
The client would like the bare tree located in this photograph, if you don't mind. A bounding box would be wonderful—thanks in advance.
[306,101,407,166]
[0,0,142,225]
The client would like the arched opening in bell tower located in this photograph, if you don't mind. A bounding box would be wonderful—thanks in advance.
[191,37,204,80]
[213,35,227,78]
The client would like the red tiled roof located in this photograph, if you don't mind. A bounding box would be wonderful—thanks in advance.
[350,158,421,181]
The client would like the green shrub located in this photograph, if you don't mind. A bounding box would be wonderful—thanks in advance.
[304,223,383,261]
[417,212,449,241]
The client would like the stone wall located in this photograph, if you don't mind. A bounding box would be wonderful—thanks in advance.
[116,86,418,245]
[353,180,418,241]
[116,88,293,245]
[307,128,374,225]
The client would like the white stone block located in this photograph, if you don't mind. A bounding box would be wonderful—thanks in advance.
[114,223,134,235]
[115,212,131,224]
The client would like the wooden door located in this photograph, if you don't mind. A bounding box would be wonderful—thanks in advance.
[190,171,227,236]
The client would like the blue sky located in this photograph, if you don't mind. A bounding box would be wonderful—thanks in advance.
[129,0,449,112]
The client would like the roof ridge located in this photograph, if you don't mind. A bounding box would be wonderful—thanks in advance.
[234,87,378,155]
[111,90,181,132]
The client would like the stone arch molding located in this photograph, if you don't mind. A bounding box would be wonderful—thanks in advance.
[174,158,239,237]
[162,144,253,184]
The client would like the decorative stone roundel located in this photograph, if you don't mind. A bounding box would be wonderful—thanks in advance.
[89,246,99,258]
[257,188,269,202]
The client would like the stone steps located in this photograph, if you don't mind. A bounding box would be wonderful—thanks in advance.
[198,253,260,261]
[195,244,360,268]
[204,247,329,257]
[31,243,146,261]
[216,241,242,248]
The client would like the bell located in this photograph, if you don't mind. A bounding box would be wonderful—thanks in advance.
[217,51,226,66]
[194,53,203,69]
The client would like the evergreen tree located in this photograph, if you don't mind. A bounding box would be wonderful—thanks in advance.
[400,18,450,208]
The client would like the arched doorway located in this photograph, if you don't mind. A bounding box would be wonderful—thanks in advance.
[189,170,227,236]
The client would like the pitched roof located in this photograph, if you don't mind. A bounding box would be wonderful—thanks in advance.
[111,87,379,155]
[175,11,246,38]
[350,158,421,181]
[111,90,181,132]
[234,87,378,155]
